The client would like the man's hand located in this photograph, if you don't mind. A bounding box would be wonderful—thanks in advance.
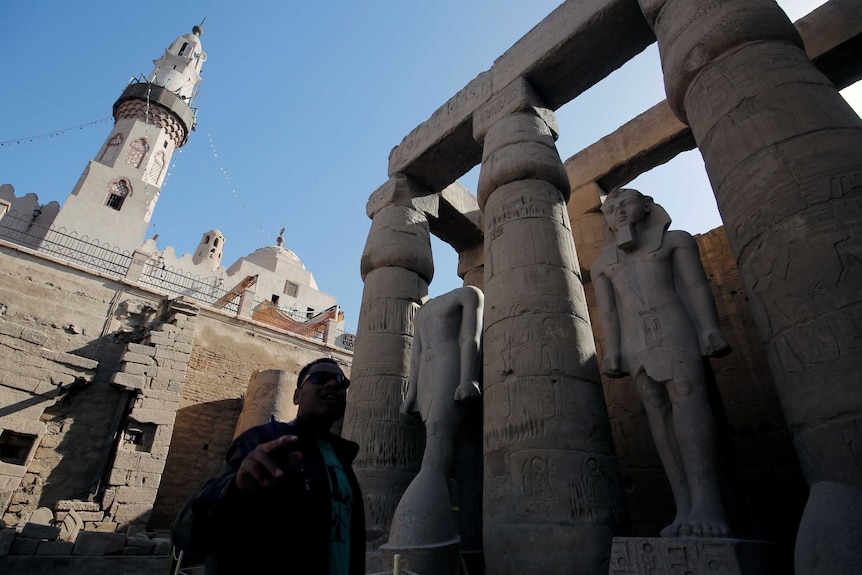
[454,380,481,402]
[603,353,624,378]
[700,328,730,358]
[235,435,301,493]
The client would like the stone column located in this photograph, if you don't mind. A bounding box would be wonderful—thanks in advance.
[341,174,437,547]
[475,77,623,575]
[234,369,297,437]
[457,242,485,291]
[638,0,862,572]
[236,287,255,318]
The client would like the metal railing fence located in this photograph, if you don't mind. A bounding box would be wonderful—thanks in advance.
[0,211,132,278]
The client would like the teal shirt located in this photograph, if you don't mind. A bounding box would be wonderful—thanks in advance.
[317,438,353,575]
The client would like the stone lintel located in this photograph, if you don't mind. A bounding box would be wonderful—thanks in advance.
[564,4,862,192]
[564,100,694,192]
[387,0,654,191]
[383,0,860,260]
[387,73,491,192]
[796,0,862,90]
[366,175,438,219]
[429,182,483,252]
[168,297,199,316]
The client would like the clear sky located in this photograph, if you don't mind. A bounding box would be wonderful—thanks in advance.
[1,0,856,332]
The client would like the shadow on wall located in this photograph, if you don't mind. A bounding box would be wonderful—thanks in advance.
[149,398,243,529]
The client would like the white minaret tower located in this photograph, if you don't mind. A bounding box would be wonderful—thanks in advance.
[192,228,225,271]
[52,23,206,254]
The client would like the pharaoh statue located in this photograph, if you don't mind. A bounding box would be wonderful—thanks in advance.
[591,188,731,538]
[380,285,483,574]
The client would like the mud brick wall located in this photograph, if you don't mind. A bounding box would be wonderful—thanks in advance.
[149,314,353,528]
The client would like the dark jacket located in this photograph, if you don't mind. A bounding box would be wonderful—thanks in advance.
[171,418,366,575]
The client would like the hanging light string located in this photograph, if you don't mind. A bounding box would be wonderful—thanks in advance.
[142,79,154,204]
[0,117,112,147]
[199,115,269,239]
[161,145,183,188]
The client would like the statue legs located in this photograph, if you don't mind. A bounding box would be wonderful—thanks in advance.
[635,364,729,538]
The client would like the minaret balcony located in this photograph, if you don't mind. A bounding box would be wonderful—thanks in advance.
[112,82,196,146]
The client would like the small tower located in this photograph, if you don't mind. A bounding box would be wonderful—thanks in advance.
[193,228,225,271]
[51,24,206,254]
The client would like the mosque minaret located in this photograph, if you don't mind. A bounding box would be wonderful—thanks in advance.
[0,22,344,332]
[51,24,206,254]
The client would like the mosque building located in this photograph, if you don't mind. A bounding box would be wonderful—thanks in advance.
[0,23,346,343]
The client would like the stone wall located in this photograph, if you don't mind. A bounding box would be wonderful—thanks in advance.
[150,313,352,528]
[0,246,154,527]
[0,240,353,573]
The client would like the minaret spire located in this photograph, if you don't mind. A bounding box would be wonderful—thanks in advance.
[50,26,207,255]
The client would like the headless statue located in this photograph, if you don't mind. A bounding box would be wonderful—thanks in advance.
[591,188,731,538]
[402,285,484,471]
[385,286,483,558]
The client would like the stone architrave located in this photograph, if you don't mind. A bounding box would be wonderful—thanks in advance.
[636,0,862,572]
[475,76,624,575]
[341,175,436,547]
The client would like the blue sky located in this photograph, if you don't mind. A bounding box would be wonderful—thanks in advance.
[1,0,855,331]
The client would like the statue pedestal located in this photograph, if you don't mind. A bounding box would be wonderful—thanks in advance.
[608,537,774,575]
[380,466,462,575]
[379,538,461,575]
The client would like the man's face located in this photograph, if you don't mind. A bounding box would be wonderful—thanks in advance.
[294,362,348,425]
[601,190,649,232]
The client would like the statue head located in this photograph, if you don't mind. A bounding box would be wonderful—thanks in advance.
[600,187,671,253]
[600,188,652,233]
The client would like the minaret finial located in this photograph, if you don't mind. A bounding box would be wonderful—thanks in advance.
[277,228,285,247]
[193,17,206,37]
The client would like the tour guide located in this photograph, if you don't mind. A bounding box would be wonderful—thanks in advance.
[172,357,365,575]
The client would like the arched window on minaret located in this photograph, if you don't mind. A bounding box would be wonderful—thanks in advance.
[148,151,165,184]
[100,134,123,163]
[178,42,189,57]
[126,138,149,168]
[105,179,131,211]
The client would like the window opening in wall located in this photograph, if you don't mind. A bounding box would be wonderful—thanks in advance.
[284,281,298,298]
[307,307,314,319]
[125,138,149,168]
[178,42,188,57]
[127,429,144,446]
[149,150,165,184]
[122,422,156,453]
[106,179,131,210]
[0,431,37,465]
[214,238,219,247]
[100,133,123,163]
[271,295,280,305]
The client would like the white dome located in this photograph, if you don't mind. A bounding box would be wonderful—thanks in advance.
[239,245,305,272]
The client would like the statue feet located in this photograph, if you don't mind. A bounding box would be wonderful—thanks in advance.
[660,515,685,537]
[662,509,730,538]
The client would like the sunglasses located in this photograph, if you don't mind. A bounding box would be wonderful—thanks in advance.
[300,371,350,390]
